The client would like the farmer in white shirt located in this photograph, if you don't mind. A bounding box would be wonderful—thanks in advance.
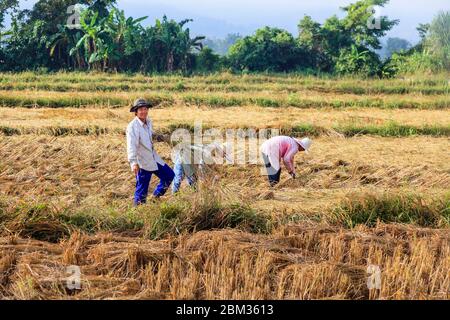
[127,98,175,205]
[260,136,312,187]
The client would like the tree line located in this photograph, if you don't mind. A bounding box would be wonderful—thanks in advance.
[0,0,448,77]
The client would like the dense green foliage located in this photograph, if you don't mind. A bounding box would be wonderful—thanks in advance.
[382,11,450,76]
[1,0,205,72]
[228,27,303,72]
[0,0,448,76]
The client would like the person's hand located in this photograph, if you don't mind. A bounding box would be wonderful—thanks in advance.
[133,164,140,176]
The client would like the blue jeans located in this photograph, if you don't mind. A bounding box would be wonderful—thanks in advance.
[134,163,175,205]
[172,160,197,194]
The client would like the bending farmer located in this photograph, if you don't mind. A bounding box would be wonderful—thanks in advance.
[172,142,230,194]
[260,136,312,187]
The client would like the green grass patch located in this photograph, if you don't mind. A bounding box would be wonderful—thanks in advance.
[330,192,450,229]
[0,93,173,108]
[0,191,272,242]
[144,192,272,239]
[0,125,123,136]
[1,122,448,138]
[1,79,449,96]
[335,123,450,137]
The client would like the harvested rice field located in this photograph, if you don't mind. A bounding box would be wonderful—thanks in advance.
[0,72,449,300]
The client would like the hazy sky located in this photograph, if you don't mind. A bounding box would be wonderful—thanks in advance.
[17,0,450,43]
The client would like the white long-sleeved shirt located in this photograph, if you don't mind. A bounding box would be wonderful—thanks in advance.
[260,136,300,173]
[126,117,165,172]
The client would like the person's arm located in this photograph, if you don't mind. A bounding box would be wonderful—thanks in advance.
[283,144,298,175]
[148,119,154,141]
[126,123,139,174]
[148,119,166,165]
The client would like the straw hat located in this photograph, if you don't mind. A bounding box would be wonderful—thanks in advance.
[294,138,312,153]
[130,98,152,112]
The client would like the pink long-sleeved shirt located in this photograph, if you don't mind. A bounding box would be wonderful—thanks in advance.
[260,136,300,173]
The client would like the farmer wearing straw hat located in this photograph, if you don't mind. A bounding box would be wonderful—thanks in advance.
[127,98,175,205]
[172,142,231,194]
[260,136,312,187]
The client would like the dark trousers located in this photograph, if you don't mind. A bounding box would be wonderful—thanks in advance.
[134,163,175,205]
[262,153,281,187]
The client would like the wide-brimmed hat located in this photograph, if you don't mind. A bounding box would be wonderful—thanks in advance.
[294,138,312,154]
[130,98,152,112]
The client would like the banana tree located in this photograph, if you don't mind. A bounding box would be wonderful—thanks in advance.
[155,16,205,72]
[0,29,11,44]
[104,8,147,71]
[335,44,380,76]
[177,26,204,73]
[71,10,107,70]
[0,29,11,66]
[155,16,179,72]
[49,24,85,69]
[349,44,370,65]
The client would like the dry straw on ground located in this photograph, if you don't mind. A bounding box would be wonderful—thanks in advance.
[0,73,449,300]
[0,223,448,300]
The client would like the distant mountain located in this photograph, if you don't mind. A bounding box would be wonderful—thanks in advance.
[122,3,255,38]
